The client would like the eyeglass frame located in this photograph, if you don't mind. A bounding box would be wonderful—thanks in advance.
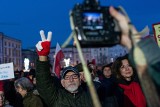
[63,74,79,80]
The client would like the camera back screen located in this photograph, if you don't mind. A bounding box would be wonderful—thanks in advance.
[82,12,103,30]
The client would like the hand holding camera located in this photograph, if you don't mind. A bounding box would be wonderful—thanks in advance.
[70,0,121,47]
[70,0,139,49]
[109,6,132,50]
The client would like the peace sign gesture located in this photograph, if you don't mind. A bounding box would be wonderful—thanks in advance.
[36,30,52,56]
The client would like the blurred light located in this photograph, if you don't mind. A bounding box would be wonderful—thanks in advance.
[64,58,70,67]
[24,58,29,71]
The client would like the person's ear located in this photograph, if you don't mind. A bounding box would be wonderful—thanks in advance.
[80,73,85,81]
[80,73,83,80]
[61,80,65,87]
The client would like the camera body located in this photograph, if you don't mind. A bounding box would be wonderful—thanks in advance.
[70,0,121,47]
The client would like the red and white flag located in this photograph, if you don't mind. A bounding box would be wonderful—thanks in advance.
[53,43,64,78]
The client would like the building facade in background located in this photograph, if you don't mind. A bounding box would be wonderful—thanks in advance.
[0,32,155,71]
[22,49,37,70]
[0,32,22,70]
[49,45,128,67]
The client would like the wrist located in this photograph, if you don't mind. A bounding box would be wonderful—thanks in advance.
[121,34,132,50]
[39,56,48,61]
[126,42,132,50]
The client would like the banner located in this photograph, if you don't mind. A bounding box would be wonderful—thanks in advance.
[152,23,160,47]
[0,62,14,80]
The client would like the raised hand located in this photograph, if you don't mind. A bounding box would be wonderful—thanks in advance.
[109,6,133,50]
[36,30,52,56]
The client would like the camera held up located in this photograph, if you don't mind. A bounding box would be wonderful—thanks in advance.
[70,0,122,47]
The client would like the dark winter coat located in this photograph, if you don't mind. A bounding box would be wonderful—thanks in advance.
[99,76,119,107]
[36,60,94,107]
[23,91,43,107]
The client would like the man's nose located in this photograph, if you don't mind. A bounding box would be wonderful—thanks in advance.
[69,76,74,82]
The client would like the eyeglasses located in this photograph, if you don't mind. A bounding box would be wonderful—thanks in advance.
[64,74,79,80]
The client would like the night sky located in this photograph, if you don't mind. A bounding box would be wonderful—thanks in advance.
[0,0,159,49]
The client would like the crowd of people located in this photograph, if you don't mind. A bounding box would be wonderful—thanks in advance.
[0,6,160,107]
[0,67,48,107]
[35,6,160,107]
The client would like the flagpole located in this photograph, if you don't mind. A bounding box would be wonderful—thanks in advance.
[73,29,101,107]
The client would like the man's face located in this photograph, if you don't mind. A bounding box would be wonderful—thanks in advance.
[61,71,81,93]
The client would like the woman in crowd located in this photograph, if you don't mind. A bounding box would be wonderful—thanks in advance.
[14,77,44,107]
[112,55,146,107]
[3,79,23,107]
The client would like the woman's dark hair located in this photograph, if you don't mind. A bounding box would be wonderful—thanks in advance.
[111,54,135,80]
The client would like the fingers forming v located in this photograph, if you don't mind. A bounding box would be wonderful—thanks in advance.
[40,30,52,41]
[47,31,52,41]
[40,30,46,41]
